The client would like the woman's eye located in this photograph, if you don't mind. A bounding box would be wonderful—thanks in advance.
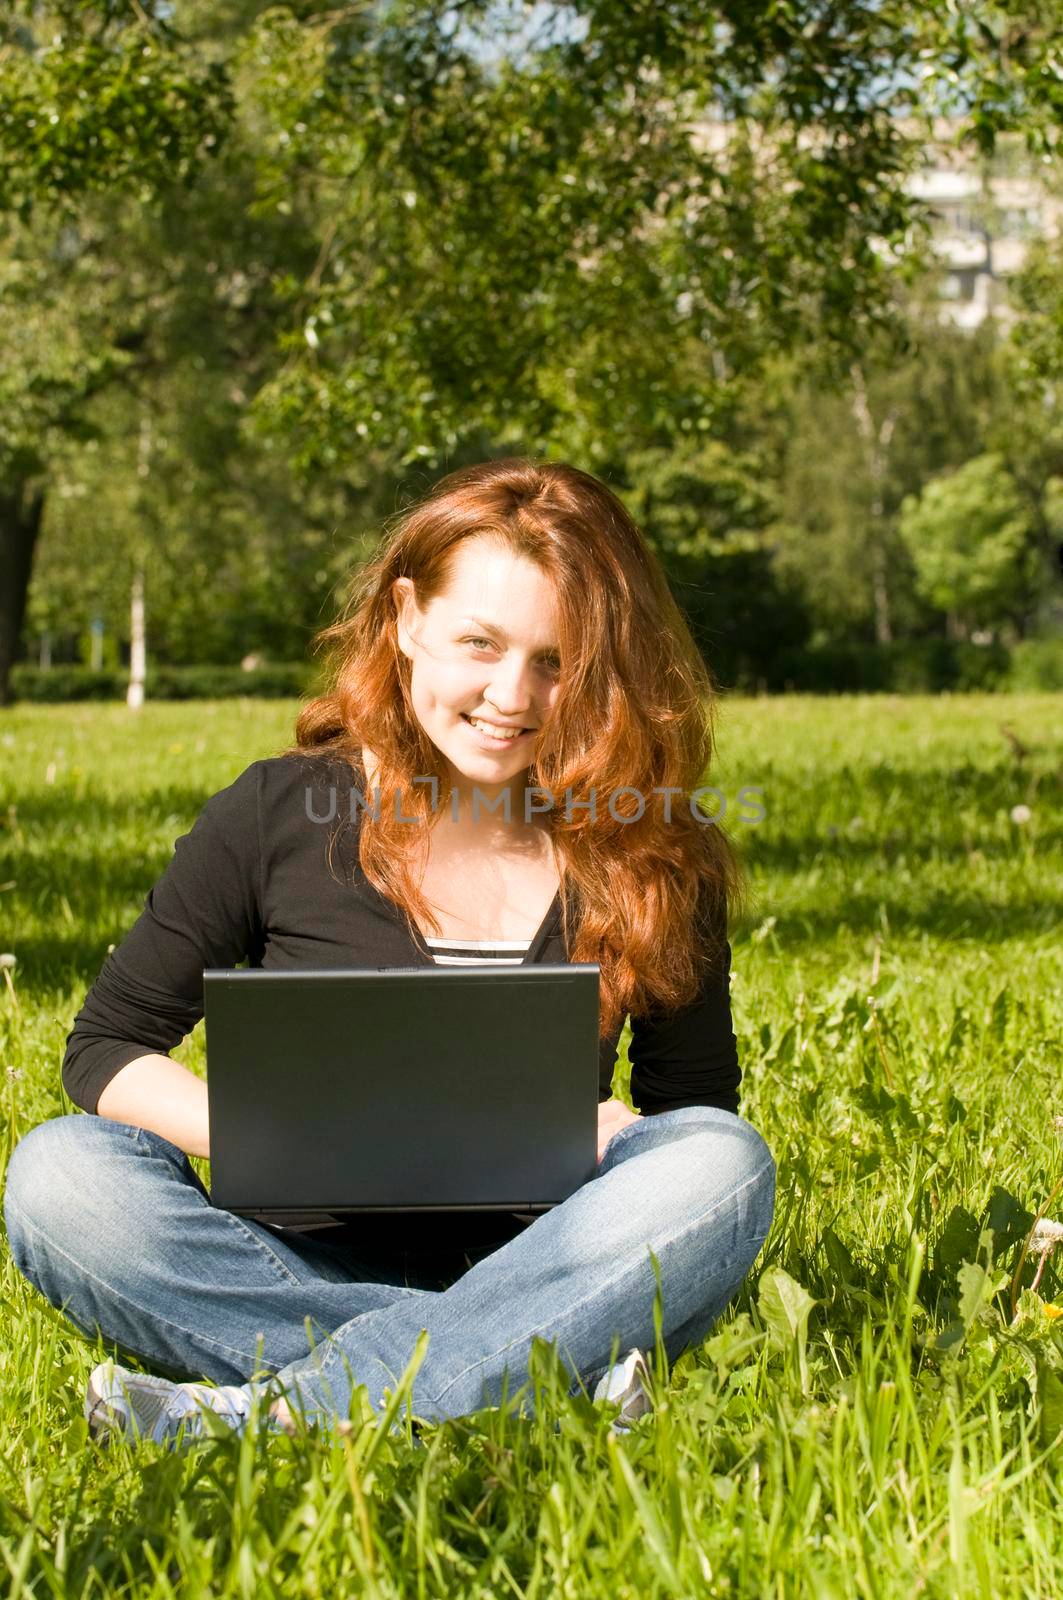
[464,638,560,676]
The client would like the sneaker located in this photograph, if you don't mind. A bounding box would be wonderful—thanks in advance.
[592,1347,653,1433]
[85,1359,278,1448]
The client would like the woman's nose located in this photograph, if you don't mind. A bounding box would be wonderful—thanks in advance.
[484,658,536,716]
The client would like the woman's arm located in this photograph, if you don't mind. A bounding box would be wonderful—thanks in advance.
[95,1054,211,1159]
[626,888,741,1117]
[62,761,265,1117]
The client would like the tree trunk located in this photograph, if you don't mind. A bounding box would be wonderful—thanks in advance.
[127,568,146,709]
[0,481,45,707]
[869,539,894,646]
[849,364,897,647]
[127,408,152,710]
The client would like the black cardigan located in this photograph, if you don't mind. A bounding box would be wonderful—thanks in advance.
[62,751,742,1119]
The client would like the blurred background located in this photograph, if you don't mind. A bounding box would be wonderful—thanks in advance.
[2,0,1062,707]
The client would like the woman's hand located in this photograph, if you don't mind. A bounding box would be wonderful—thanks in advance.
[597,1097,641,1164]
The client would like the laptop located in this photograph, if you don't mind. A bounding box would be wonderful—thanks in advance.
[203,964,600,1219]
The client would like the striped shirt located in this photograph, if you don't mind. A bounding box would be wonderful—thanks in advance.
[423,936,533,966]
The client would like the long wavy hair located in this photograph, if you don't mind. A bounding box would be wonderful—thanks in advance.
[284,456,748,1043]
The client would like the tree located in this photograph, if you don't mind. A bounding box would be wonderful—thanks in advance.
[0,0,234,702]
[765,307,1005,643]
[987,234,1063,637]
[243,0,934,473]
[620,439,811,690]
[897,453,1039,639]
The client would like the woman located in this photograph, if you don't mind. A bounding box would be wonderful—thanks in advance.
[3,457,776,1447]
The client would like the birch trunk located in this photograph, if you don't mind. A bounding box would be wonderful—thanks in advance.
[127,568,146,710]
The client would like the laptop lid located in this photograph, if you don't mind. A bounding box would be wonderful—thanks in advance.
[203,964,600,1216]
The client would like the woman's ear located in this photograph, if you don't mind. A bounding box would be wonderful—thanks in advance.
[391,577,417,661]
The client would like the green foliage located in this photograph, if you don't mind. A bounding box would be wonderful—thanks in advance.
[918,1,1063,158]
[621,440,811,687]
[0,3,234,218]
[767,310,1006,641]
[898,453,1040,629]
[757,1267,819,1393]
[0,211,130,479]
[1007,637,1063,692]
[8,662,317,701]
[769,637,1013,694]
[242,0,932,471]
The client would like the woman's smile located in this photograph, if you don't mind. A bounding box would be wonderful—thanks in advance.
[460,712,534,748]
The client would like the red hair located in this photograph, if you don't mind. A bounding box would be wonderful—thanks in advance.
[285,457,748,1041]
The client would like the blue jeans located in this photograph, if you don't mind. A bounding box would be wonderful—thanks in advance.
[3,1106,775,1425]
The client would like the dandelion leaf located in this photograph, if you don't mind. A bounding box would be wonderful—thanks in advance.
[821,1226,856,1283]
[1036,1355,1063,1448]
[957,1261,992,1329]
[934,1205,981,1277]
[990,988,1009,1042]
[945,1090,967,1124]
[983,1186,1034,1255]
[757,1266,818,1349]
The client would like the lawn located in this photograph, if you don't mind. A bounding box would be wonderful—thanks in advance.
[0,692,1060,1598]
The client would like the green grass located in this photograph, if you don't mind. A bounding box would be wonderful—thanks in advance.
[1,693,1061,1598]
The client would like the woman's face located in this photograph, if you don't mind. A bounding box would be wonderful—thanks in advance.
[393,537,563,801]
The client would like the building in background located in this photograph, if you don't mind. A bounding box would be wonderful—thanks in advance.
[690,112,1061,331]
[910,122,1062,329]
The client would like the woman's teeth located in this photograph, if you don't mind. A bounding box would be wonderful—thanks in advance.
[465,716,526,739]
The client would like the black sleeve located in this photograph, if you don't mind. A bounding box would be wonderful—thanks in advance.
[61,762,265,1114]
[626,891,741,1118]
